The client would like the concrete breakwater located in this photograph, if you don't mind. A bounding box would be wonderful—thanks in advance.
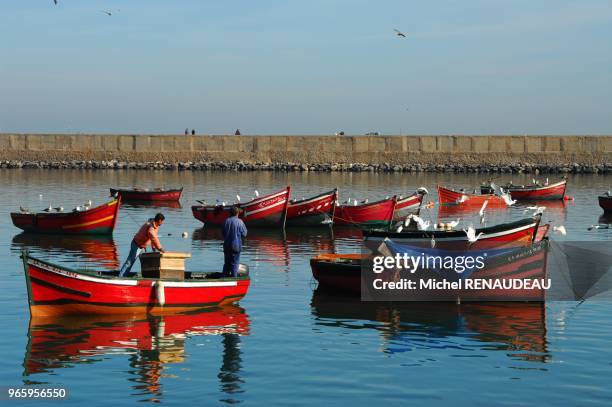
[1,134,612,173]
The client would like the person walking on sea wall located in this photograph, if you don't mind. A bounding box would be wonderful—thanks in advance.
[119,213,166,277]
[222,206,247,277]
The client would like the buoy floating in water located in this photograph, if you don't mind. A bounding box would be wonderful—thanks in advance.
[563,195,573,201]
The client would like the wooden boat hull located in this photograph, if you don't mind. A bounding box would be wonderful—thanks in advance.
[286,189,337,226]
[393,193,424,220]
[11,199,121,235]
[481,180,566,200]
[22,254,250,317]
[110,188,183,201]
[599,195,612,212]
[438,185,507,207]
[192,187,291,228]
[364,217,543,250]
[333,196,397,227]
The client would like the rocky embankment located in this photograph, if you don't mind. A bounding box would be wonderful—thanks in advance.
[0,159,610,174]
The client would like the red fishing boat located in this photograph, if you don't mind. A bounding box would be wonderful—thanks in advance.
[311,237,548,300]
[333,196,397,227]
[393,191,426,220]
[11,198,121,235]
[192,187,291,228]
[599,193,612,212]
[286,189,337,226]
[481,180,567,200]
[21,251,250,317]
[110,187,183,202]
[438,185,508,207]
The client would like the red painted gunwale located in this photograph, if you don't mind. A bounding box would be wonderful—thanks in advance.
[333,196,397,227]
[191,187,291,228]
[10,198,121,235]
[22,254,250,317]
[110,187,183,201]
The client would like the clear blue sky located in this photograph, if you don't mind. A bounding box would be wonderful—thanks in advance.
[1,0,611,134]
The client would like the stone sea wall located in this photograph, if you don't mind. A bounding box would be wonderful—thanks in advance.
[1,134,612,173]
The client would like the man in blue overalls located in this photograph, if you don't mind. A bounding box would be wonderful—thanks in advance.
[222,206,248,277]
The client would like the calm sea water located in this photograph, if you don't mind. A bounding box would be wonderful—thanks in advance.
[1,170,611,406]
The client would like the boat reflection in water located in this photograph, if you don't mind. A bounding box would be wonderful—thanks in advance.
[24,306,249,403]
[11,233,120,269]
[192,227,338,270]
[311,290,548,363]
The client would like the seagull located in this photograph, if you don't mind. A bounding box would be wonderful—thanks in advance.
[408,214,430,231]
[236,195,241,202]
[363,199,369,204]
[101,10,112,16]
[196,199,207,205]
[447,219,460,228]
[84,200,92,207]
[54,206,64,212]
[588,224,610,230]
[20,206,29,213]
[394,29,406,38]
[463,226,484,244]
[44,204,53,212]
[553,225,567,235]
[457,195,468,203]
[500,192,516,206]
[479,200,488,217]
[254,190,260,198]
[182,232,189,238]
[403,216,411,227]
[353,199,358,206]
[74,206,82,212]
[396,225,403,233]
[430,236,436,248]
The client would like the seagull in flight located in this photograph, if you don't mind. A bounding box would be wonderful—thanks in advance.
[101,10,113,16]
[394,29,406,38]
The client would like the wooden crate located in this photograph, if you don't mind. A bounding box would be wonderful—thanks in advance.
[140,251,191,280]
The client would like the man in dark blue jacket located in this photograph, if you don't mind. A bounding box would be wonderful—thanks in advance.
[222,206,248,277]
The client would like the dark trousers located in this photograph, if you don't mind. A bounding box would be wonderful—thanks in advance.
[223,247,240,277]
